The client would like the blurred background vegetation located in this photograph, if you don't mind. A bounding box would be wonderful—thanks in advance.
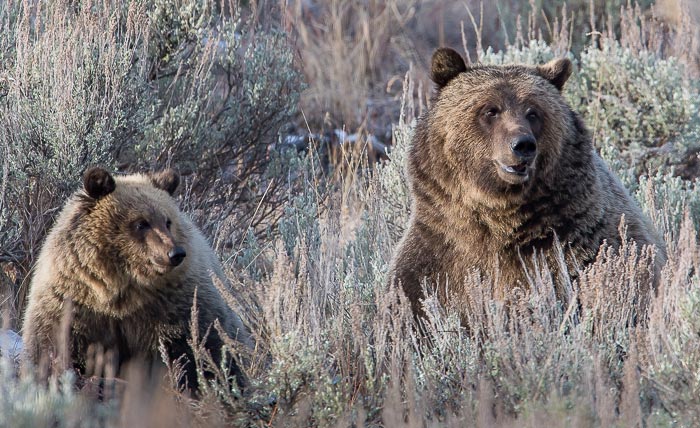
[1,0,700,426]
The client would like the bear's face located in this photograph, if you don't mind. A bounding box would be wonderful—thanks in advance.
[79,167,189,286]
[428,48,574,198]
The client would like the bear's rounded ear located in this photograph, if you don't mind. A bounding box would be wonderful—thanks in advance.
[431,48,467,88]
[83,167,116,200]
[151,169,180,196]
[536,57,572,91]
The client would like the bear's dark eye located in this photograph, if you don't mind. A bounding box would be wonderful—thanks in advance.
[166,218,172,229]
[526,109,540,122]
[134,220,150,231]
[484,107,500,118]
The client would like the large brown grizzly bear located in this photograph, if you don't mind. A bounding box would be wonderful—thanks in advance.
[22,167,253,388]
[390,48,665,320]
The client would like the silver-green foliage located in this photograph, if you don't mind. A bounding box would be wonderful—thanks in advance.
[480,39,559,66]
[0,358,112,428]
[0,1,148,261]
[572,39,700,174]
[139,0,301,179]
[634,170,700,242]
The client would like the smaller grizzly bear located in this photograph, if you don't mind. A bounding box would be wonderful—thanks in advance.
[22,167,252,388]
[390,48,665,321]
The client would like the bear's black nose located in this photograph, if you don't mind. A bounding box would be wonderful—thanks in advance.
[168,246,187,266]
[511,136,537,161]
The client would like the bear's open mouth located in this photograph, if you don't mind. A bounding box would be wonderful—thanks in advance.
[495,160,532,184]
[501,163,528,175]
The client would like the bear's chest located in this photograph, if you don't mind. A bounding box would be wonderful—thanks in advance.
[444,218,591,289]
[70,305,186,368]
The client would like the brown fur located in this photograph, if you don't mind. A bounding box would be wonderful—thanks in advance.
[22,167,253,388]
[390,48,666,320]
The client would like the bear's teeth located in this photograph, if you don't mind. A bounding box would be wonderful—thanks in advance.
[504,164,528,174]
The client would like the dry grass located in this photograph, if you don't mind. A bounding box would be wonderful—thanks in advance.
[282,0,418,134]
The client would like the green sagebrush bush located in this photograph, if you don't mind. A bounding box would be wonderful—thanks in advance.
[0,357,111,428]
[573,39,700,178]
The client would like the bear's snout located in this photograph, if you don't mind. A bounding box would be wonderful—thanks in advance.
[168,246,187,266]
[510,135,537,162]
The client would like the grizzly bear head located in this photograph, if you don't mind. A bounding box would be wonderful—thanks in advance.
[427,48,575,199]
[79,167,188,286]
